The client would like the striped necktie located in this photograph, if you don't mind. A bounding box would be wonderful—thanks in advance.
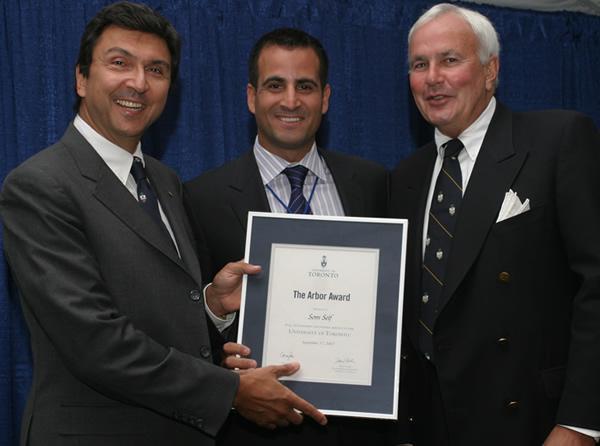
[419,138,464,361]
[283,165,312,214]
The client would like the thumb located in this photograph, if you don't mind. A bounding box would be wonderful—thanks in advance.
[271,361,300,378]
[226,260,261,276]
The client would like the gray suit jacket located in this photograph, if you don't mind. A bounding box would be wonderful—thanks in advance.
[0,124,238,446]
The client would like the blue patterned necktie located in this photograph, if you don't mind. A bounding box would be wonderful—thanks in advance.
[283,165,312,214]
[130,157,173,242]
[419,139,464,361]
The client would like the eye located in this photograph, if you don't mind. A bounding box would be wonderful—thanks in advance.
[297,83,316,92]
[146,65,168,78]
[411,61,427,71]
[265,81,283,91]
[110,59,128,69]
[443,57,459,65]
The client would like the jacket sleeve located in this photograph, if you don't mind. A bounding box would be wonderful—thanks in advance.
[554,113,600,429]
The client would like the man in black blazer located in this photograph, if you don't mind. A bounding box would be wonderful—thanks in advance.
[390,3,600,445]
[0,4,325,445]
[185,28,396,445]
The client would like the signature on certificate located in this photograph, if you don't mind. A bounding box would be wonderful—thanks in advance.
[280,351,296,361]
[334,356,356,365]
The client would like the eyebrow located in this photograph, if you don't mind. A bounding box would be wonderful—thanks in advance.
[440,50,460,57]
[295,78,319,86]
[261,76,319,87]
[410,55,428,62]
[410,50,460,63]
[104,47,171,70]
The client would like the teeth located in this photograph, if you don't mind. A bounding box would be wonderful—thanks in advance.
[116,99,143,109]
[280,117,301,122]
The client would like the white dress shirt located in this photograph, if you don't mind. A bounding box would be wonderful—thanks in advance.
[253,137,345,216]
[421,97,496,256]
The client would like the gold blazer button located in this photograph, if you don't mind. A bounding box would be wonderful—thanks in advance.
[498,271,511,283]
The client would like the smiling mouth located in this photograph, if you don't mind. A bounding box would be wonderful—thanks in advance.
[277,115,304,123]
[115,99,144,110]
[426,92,454,102]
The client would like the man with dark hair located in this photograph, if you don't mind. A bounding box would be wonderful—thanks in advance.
[0,4,325,446]
[247,27,329,89]
[185,27,395,446]
[390,3,600,445]
[73,0,181,111]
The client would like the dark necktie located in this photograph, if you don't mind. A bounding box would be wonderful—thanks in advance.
[419,139,464,361]
[130,156,173,239]
[283,165,312,214]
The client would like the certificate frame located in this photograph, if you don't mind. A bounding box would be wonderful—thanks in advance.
[239,212,407,419]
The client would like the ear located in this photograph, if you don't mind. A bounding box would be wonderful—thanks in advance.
[246,83,256,115]
[321,84,331,114]
[75,65,87,98]
[484,56,499,91]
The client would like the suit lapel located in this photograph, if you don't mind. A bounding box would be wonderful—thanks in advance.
[320,149,363,216]
[227,150,271,230]
[439,104,528,312]
[145,158,202,283]
[63,124,190,275]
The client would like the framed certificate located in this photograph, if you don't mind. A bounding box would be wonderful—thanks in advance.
[239,212,407,419]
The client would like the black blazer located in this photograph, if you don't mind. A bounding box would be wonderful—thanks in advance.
[389,103,600,445]
[0,124,238,446]
[184,148,389,282]
[184,148,399,446]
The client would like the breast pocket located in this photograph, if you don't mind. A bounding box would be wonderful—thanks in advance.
[489,205,547,273]
[492,204,545,235]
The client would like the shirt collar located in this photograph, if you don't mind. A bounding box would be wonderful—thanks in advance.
[253,137,328,185]
[434,96,496,162]
[74,114,144,185]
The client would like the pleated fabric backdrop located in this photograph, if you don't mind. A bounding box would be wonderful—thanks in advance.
[1,0,599,443]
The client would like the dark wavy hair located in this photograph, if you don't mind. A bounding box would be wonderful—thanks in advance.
[74,1,181,111]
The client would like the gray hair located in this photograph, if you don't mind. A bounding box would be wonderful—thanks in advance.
[408,3,500,64]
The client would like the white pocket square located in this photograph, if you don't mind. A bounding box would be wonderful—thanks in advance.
[496,189,530,223]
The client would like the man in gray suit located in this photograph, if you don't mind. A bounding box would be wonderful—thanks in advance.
[0,3,325,445]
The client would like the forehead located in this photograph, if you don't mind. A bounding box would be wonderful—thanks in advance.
[409,13,477,58]
[93,25,171,62]
[257,45,320,79]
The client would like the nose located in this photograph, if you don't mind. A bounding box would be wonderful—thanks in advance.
[126,65,149,93]
[425,62,442,85]
[280,84,300,109]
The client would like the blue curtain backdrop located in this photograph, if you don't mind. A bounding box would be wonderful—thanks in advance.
[1,0,599,443]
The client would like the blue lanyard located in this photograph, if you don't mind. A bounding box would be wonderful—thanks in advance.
[266,175,319,214]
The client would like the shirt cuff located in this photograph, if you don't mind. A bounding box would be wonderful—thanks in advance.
[203,283,236,332]
[559,425,600,442]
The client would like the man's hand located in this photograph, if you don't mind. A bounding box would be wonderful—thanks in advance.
[233,362,327,429]
[205,260,261,317]
[222,342,257,370]
[544,425,596,445]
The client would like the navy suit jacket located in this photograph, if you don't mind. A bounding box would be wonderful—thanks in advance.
[389,103,600,445]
